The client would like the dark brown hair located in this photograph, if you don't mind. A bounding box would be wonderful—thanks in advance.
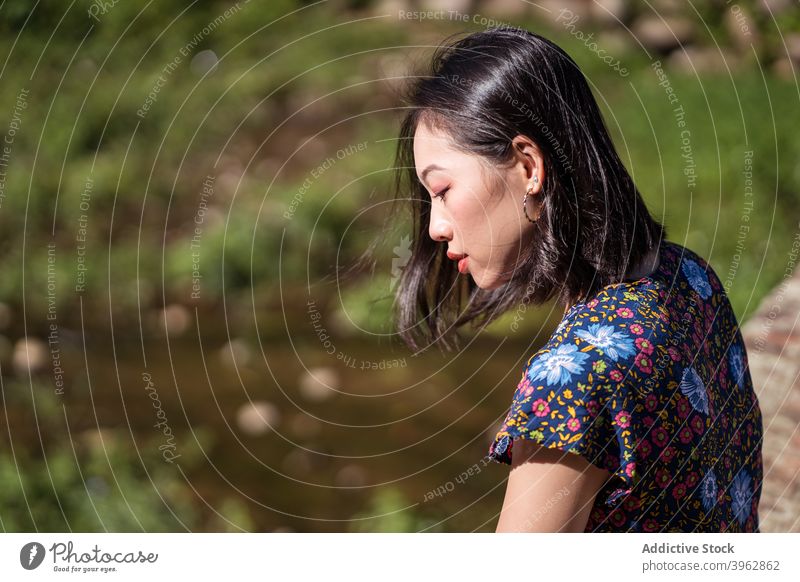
[389,26,665,353]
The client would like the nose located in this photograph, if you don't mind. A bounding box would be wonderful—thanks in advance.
[428,204,453,242]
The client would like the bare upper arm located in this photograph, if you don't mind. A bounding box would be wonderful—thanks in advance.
[495,437,611,533]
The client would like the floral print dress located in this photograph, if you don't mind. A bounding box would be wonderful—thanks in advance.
[487,240,763,532]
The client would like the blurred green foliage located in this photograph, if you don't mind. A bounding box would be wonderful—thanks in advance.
[1,0,797,329]
[1,0,798,532]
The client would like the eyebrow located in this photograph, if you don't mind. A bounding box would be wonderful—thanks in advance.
[419,163,446,184]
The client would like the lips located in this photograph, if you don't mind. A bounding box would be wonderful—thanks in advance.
[446,250,467,261]
[446,250,469,274]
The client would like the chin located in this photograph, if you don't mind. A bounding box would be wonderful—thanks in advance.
[472,267,513,290]
[472,271,503,290]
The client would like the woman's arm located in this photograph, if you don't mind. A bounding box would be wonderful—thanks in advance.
[495,437,611,532]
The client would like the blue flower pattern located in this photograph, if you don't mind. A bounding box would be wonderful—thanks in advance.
[731,469,753,526]
[682,257,712,299]
[574,323,636,361]
[701,470,718,512]
[487,241,763,532]
[527,343,590,386]
[679,366,709,415]
[729,343,745,390]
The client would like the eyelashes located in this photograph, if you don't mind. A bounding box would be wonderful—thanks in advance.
[433,187,450,201]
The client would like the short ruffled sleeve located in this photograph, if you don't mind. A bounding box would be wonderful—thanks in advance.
[486,299,649,508]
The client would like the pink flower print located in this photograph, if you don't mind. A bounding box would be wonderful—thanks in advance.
[623,495,641,512]
[690,415,705,435]
[566,417,581,432]
[634,352,653,373]
[685,472,699,488]
[586,400,600,416]
[645,393,658,412]
[517,378,534,398]
[651,427,669,448]
[655,468,672,488]
[609,510,626,527]
[668,346,681,361]
[587,298,599,308]
[638,439,652,458]
[643,518,659,532]
[532,398,550,417]
[625,462,637,478]
[660,446,676,463]
[629,323,644,335]
[615,410,632,428]
[679,426,694,444]
[677,398,691,419]
[616,307,634,318]
[609,369,624,382]
[672,482,687,500]
[635,337,654,355]
[522,380,535,397]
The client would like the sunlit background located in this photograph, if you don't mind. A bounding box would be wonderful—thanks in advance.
[0,0,799,532]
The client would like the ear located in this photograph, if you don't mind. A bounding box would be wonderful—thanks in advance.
[511,134,544,194]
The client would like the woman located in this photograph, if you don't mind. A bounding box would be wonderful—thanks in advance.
[390,26,763,532]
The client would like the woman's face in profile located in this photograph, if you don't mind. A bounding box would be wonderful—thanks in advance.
[413,120,539,290]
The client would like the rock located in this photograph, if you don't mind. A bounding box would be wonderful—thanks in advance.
[12,337,48,376]
[651,0,684,13]
[419,0,471,13]
[597,29,633,56]
[483,0,530,18]
[757,0,795,17]
[215,169,244,199]
[157,304,191,336]
[335,464,368,487]
[219,338,252,369]
[724,4,759,53]
[588,0,630,26]
[633,15,694,53]
[771,57,794,81]
[786,33,800,64]
[375,54,411,96]
[236,400,281,436]
[373,0,413,13]
[190,49,218,76]
[668,46,732,75]
[539,0,591,24]
[299,366,340,401]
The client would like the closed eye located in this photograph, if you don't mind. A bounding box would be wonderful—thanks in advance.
[433,187,450,201]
